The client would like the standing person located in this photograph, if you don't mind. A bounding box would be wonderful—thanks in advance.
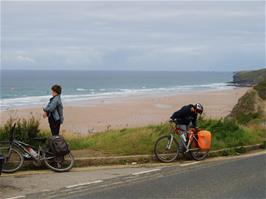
[43,85,64,135]
[170,103,203,152]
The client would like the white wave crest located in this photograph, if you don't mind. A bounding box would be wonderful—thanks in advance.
[0,83,233,110]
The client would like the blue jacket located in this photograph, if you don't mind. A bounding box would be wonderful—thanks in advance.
[43,95,64,124]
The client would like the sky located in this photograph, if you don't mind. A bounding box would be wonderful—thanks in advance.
[1,1,265,71]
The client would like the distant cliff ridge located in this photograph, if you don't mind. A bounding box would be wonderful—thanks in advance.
[232,68,266,86]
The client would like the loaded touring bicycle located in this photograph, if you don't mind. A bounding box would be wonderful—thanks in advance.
[0,123,74,173]
[154,120,212,162]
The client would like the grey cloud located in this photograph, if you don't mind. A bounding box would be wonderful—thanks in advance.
[2,1,265,71]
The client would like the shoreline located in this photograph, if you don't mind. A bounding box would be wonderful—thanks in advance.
[0,82,233,111]
[0,85,236,111]
[0,87,248,134]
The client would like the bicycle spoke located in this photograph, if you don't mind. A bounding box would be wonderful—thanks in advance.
[44,153,74,172]
[1,148,24,173]
[154,135,178,163]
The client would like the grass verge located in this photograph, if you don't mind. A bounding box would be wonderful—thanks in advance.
[0,117,265,157]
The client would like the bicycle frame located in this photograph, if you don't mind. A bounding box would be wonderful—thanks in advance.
[5,140,57,169]
[10,139,38,160]
[5,123,55,163]
[2,123,74,173]
[170,123,200,153]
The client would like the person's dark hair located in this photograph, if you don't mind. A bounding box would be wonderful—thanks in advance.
[51,84,62,95]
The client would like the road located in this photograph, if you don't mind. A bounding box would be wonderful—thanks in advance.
[1,151,265,199]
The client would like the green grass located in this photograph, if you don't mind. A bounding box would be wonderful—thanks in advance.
[64,118,266,155]
[254,78,266,100]
[66,124,169,155]
[1,117,265,156]
[234,68,266,85]
[228,89,264,124]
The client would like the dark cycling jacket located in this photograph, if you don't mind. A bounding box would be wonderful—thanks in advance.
[170,104,197,127]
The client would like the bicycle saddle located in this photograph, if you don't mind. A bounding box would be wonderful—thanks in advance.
[33,137,47,143]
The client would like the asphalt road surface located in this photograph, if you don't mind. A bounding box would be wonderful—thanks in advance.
[69,153,266,199]
[1,151,265,199]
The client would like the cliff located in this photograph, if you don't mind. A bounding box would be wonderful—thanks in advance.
[232,68,266,86]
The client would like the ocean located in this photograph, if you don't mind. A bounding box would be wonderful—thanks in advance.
[1,70,233,110]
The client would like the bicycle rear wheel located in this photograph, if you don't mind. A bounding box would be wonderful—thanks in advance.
[190,149,209,161]
[154,135,179,163]
[44,152,74,172]
[2,147,24,173]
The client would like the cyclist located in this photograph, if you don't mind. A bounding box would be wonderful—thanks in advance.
[43,85,64,135]
[170,103,203,152]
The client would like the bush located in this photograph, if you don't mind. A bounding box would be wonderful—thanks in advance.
[0,117,47,147]
[198,118,260,148]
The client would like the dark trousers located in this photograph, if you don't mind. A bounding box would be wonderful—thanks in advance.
[48,116,61,135]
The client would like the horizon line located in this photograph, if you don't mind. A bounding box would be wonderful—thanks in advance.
[2,68,263,73]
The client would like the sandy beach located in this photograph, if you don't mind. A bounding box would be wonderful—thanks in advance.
[0,87,248,134]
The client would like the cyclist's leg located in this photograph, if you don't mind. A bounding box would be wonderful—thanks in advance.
[176,124,188,152]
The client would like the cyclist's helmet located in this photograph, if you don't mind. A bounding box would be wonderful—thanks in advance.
[194,103,204,114]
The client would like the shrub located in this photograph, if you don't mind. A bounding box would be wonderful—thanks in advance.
[0,117,47,147]
[198,118,259,148]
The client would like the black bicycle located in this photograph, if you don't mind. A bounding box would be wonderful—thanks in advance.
[0,123,74,173]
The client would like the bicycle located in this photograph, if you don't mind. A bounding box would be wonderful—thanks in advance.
[0,123,75,173]
[154,120,209,163]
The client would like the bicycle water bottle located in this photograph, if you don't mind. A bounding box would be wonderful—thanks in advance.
[27,147,38,158]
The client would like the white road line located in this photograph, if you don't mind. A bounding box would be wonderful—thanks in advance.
[132,168,161,175]
[5,196,25,199]
[180,162,199,167]
[66,180,103,189]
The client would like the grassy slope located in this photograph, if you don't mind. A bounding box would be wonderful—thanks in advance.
[228,89,264,124]
[1,117,265,156]
[62,119,266,156]
[1,117,265,157]
[228,78,266,125]
[254,78,266,100]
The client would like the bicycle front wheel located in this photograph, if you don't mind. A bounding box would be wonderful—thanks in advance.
[44,152,74,172]
[2,148,24,173]
[154,135,179,163]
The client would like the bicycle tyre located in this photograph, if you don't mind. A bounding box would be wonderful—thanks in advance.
[190,149,209,161]
[2,148,24,173]
[154,135,179,163]
[44,152,74,172]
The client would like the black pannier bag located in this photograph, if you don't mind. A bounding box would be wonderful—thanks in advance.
[48,135,70,156]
